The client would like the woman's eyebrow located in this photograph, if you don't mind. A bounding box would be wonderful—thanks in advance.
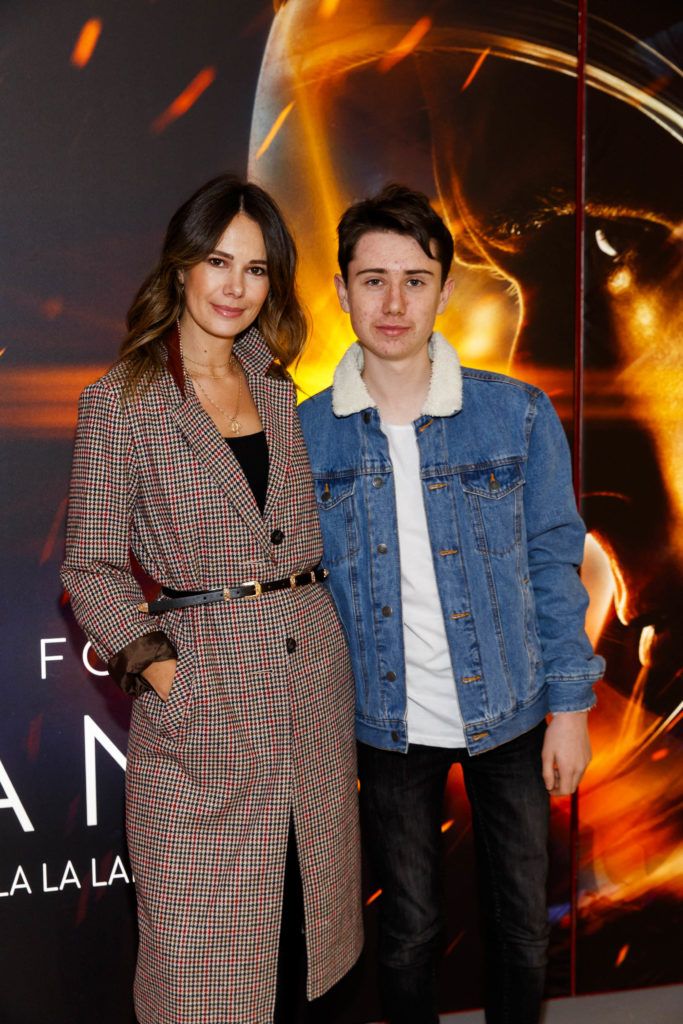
[211,249,268,266]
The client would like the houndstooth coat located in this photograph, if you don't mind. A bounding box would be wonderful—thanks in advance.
[61,326,363,1024]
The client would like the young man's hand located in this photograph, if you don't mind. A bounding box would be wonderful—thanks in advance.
[541,712,591,796]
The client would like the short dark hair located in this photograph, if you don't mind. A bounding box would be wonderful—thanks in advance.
[337,184,454,285]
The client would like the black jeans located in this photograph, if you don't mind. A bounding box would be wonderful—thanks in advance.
[357,722,550,1024]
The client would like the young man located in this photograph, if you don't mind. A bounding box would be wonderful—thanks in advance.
[298,185,604,1024]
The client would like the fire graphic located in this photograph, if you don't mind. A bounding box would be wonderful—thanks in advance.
[252,0,683,988]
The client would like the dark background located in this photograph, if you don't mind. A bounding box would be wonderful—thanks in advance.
[1,2,681,1021]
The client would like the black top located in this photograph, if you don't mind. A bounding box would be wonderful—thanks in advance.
[225,430,269,514]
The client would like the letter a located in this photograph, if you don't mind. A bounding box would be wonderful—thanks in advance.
[0,759,34,832]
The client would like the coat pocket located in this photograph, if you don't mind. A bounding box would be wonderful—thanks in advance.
[460,461,525,557]
[138,643,197,739]
[314,475,359,567]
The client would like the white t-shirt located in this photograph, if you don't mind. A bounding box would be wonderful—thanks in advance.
[382,422,466,748]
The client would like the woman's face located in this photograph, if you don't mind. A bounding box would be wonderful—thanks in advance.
[179,212,271,347]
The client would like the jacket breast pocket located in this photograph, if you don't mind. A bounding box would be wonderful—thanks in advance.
[460,462,525,557]
[314,476,358,567]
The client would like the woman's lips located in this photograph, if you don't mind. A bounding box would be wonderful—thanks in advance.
[211,304,246,318]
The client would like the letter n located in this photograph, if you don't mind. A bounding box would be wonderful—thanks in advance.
[84,716,127,827]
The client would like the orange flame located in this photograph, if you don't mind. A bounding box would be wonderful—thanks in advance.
[378,17,432,73]
[254,101,296,160]
[0,365,107,437]
[365,888,382,906]
[461,48,491,92]
[318,0,341,17]
[615,944,630,967]
[151,68,217,135]
[71,19,102,68]
[441,819,454,833]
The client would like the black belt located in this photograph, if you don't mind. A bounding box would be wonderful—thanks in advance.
[138,567,328,614]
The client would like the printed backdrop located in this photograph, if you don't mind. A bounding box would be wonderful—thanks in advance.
[1,2,681,1021]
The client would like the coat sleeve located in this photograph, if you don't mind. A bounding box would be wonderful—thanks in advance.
[523,389,605,712]
[60,381,176,696]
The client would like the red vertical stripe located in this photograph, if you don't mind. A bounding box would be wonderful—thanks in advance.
[570,0,589,999]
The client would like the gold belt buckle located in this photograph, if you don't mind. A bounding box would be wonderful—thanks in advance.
[289,573,300,589]
[242,580,263,600]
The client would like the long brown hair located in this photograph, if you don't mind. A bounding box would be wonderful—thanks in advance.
[119,174,308,395]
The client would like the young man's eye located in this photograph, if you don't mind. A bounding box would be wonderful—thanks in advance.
[406,278,425,287]
[365,277,383,287]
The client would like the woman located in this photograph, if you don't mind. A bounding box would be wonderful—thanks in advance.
[61,175,362,1023]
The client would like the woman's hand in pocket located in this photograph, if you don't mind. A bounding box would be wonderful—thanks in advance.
[141,659,177,702]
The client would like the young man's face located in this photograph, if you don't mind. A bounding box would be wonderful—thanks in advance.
[335,230,453,364]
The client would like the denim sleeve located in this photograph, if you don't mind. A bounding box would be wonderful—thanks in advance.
[524,390,604,711]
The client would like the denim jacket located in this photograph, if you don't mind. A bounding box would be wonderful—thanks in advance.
[299,334,604,754]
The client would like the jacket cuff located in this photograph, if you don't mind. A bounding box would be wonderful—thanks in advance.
[550,707,593,716]
[108,630,178,697]
[547,681,598,714]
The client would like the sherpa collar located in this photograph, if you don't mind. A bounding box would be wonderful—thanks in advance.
[331,332,463,418]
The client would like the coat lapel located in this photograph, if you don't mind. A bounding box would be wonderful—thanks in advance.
[170,389,270,547]
[250,372,293,520]
[162,325,290,548]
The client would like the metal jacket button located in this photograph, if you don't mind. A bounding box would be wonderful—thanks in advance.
[286,637,297,654]
[377,543,388,554]
[363,411,372,424]
[391,730,400,742]
[381,606,393,617]
[271,529,285,545]
[372,476,384,488]
[385,671,396,681]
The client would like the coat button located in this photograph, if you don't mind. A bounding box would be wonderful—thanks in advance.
[381,606,393,617]
[385,671,396,681]
[286,637,297,654]
[372,476,384,488]
[363,411,372,424]
[391,730,399,742]
[271,529,285,545]
[377,543,388,554]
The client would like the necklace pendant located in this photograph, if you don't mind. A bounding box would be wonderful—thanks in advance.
[229,418,241,434]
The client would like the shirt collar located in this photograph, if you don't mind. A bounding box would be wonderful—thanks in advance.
[331,332,463,418]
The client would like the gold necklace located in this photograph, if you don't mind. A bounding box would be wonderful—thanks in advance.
[183,352,236,379]
[191,371,243,435]
[178,319,243,434]
[185,364,233,381]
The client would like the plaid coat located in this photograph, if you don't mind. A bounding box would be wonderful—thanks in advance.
[61,327,363,1024]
